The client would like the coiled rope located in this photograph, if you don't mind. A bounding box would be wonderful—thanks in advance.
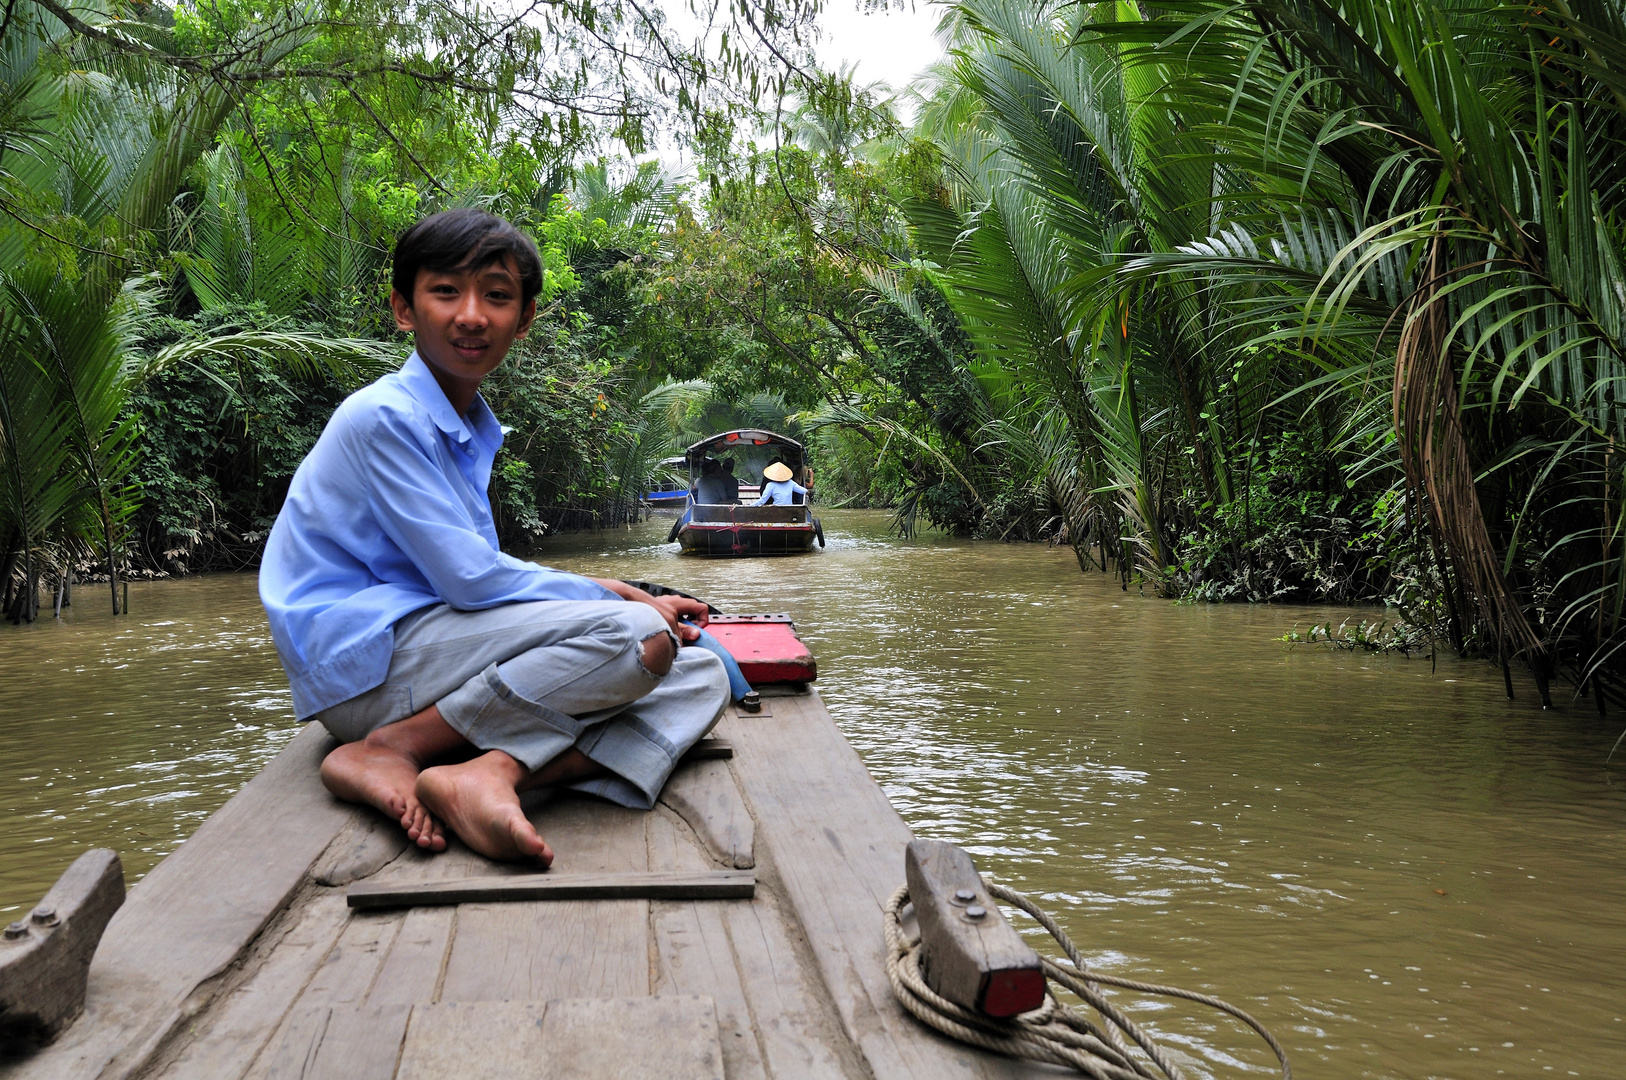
[884,881,1292,1080]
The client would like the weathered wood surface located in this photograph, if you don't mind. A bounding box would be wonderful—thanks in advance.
[347,869,756,908]
[5,689,1054,1080]
[394,1001,547,1079]
[0,849,124,1050]
[725,694,1045,1078]
[2,724,354,1080]
[541,995,725,1080]
[311,817,408,888]
[647,810,858,1080]
[659,758,756,868]
[905,839,1043,1018]
[261,1004,411,1080]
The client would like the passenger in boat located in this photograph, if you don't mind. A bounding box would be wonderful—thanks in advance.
[754,461,808,506]
[720,458,741,504]
[258,208,731,865]
[693,457,732,504]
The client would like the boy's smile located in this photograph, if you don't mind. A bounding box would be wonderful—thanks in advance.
[391,255,537,415]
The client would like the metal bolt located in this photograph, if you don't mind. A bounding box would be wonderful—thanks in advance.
[953,888,977,903]
[964,905,987,920]
[740,691,762,714]
[31,906,58,927]
[3,921,27,941]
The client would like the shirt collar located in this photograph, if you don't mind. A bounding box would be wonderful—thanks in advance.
[398,352,502,449]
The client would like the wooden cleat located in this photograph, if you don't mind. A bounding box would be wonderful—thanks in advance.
[905,839,1045,1018]
[0,848,124,1056]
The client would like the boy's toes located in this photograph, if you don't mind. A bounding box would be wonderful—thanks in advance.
[510,817,553,866]
[406,805,436,848]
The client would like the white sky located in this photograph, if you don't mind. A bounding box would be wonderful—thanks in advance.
[640,0,945,171]
[814,1,945,104]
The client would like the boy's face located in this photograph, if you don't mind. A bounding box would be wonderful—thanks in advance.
[390,254,537,395]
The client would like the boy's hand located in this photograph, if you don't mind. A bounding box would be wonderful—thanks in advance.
[592,579,709,642]
[649,595,709,642]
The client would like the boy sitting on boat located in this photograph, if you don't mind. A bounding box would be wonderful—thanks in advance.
[258,209,730,864]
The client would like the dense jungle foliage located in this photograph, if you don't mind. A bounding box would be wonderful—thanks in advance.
[8,0,1626,710]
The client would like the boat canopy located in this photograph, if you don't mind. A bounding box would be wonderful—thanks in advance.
[684,430,803,467]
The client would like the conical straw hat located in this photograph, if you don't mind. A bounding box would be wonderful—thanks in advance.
[763,462,794,482]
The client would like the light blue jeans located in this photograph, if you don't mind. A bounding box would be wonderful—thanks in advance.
[313,600,730,809]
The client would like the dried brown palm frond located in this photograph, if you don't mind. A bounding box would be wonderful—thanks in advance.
[1393,236,1545,689]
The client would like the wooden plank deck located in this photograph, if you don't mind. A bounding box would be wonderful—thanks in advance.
[2,689,1052,1080]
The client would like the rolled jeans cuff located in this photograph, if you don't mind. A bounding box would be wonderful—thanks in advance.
[572,713,683,810]
[436,662,587,772]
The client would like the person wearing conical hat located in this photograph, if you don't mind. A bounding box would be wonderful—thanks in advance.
[754,460,808,506]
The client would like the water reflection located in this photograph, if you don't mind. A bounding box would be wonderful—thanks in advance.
[1,509,1622,1078]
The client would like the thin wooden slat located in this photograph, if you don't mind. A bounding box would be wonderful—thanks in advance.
[659,760,755,869]
[722,699,1044,1079]
[394,1001,547,1080]
[684,737,734,760]
[6,724,357,1080]
[541,996,724,1080]
[349,869,755,909]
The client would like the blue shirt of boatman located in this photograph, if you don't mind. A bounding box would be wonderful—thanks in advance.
[259,353,616,720]
[754,479,808,506]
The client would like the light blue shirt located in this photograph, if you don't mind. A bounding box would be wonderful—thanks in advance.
[754,479,808,506]
[259,353,616,719]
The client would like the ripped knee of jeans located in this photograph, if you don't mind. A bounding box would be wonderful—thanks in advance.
[637,628,678,677]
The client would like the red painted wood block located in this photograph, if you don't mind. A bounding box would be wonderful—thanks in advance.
[707,615,817,684]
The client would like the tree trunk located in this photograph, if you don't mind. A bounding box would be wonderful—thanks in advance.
[0,529,18,614]
[21,537,33,623]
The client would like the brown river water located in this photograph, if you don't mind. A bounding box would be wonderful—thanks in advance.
[1,509,1623,1077]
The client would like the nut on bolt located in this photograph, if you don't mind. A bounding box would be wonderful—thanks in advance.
[3,921,27,941]
[31,905,59,927]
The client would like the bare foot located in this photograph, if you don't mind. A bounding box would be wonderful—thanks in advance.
[321,739,447,852]
[417,751,554,865]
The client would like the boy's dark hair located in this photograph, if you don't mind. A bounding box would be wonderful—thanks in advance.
[392,208,544,307]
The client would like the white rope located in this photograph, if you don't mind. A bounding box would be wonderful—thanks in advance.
[884,881,1292,1080]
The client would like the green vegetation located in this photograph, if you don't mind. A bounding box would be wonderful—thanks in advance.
[882,0,1626,706]
[5,0,1626,706]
